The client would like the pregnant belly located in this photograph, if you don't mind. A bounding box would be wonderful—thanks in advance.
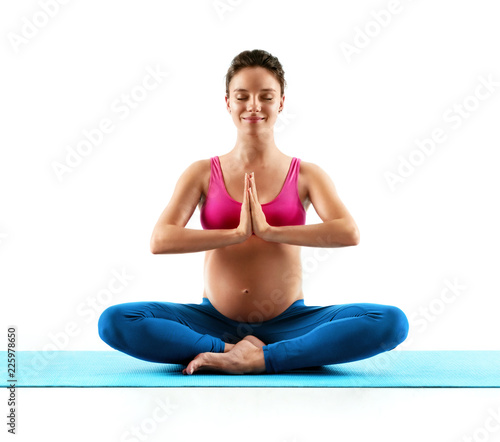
[203,240,303,322]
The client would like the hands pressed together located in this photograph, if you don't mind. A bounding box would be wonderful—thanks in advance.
[236,172,272,241]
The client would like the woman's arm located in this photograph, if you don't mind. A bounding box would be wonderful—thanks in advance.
[264,219,359,248]
[150,160,245,254]
[264,161,360,248]
[152,225,244,254]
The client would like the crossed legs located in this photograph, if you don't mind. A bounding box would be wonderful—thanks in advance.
[98,299,409,374]
[97,301,228,365]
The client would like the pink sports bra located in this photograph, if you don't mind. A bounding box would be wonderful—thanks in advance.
[200,156,306,231]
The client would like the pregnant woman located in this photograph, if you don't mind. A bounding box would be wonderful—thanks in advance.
[98,49,409,375]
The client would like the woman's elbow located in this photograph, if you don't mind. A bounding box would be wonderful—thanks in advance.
[150,237,160,254]
[348,225,360,246]
[150,234,169,254]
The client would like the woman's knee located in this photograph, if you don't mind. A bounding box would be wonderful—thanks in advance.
[98,304,129,346]
[381,305,409,349]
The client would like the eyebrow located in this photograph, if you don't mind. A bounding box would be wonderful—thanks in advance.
[232,88,276,92]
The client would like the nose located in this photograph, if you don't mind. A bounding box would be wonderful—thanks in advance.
[246,99,261,112]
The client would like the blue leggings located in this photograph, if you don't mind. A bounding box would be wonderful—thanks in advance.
[98,297,409,374]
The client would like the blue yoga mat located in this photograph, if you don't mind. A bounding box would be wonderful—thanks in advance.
[1,351,499,387]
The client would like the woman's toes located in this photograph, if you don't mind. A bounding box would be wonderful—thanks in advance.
[183,353,206,375]
[182,340,265,375]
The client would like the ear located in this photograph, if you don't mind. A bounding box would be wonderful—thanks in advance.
[225,94,231,113]
[279,95,285,112]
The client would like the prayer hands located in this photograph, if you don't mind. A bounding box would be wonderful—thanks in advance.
[235,172,271,241]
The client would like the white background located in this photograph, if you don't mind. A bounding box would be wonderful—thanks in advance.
[1,1,500,441]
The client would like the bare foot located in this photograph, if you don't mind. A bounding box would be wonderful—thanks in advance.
[225,336,266,350]
[182,339,266,375]
[242,335,267,348]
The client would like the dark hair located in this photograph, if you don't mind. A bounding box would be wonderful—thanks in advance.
[225,49,286,98]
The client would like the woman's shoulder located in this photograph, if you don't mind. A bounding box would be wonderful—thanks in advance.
[296,159,336,198]
[296,158,317,178]
[297,158,328,175]
[191,158,213,196]
[181,158,212,177]
[174,158,212,196]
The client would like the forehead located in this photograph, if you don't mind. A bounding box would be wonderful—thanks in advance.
[230,67,279,92]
